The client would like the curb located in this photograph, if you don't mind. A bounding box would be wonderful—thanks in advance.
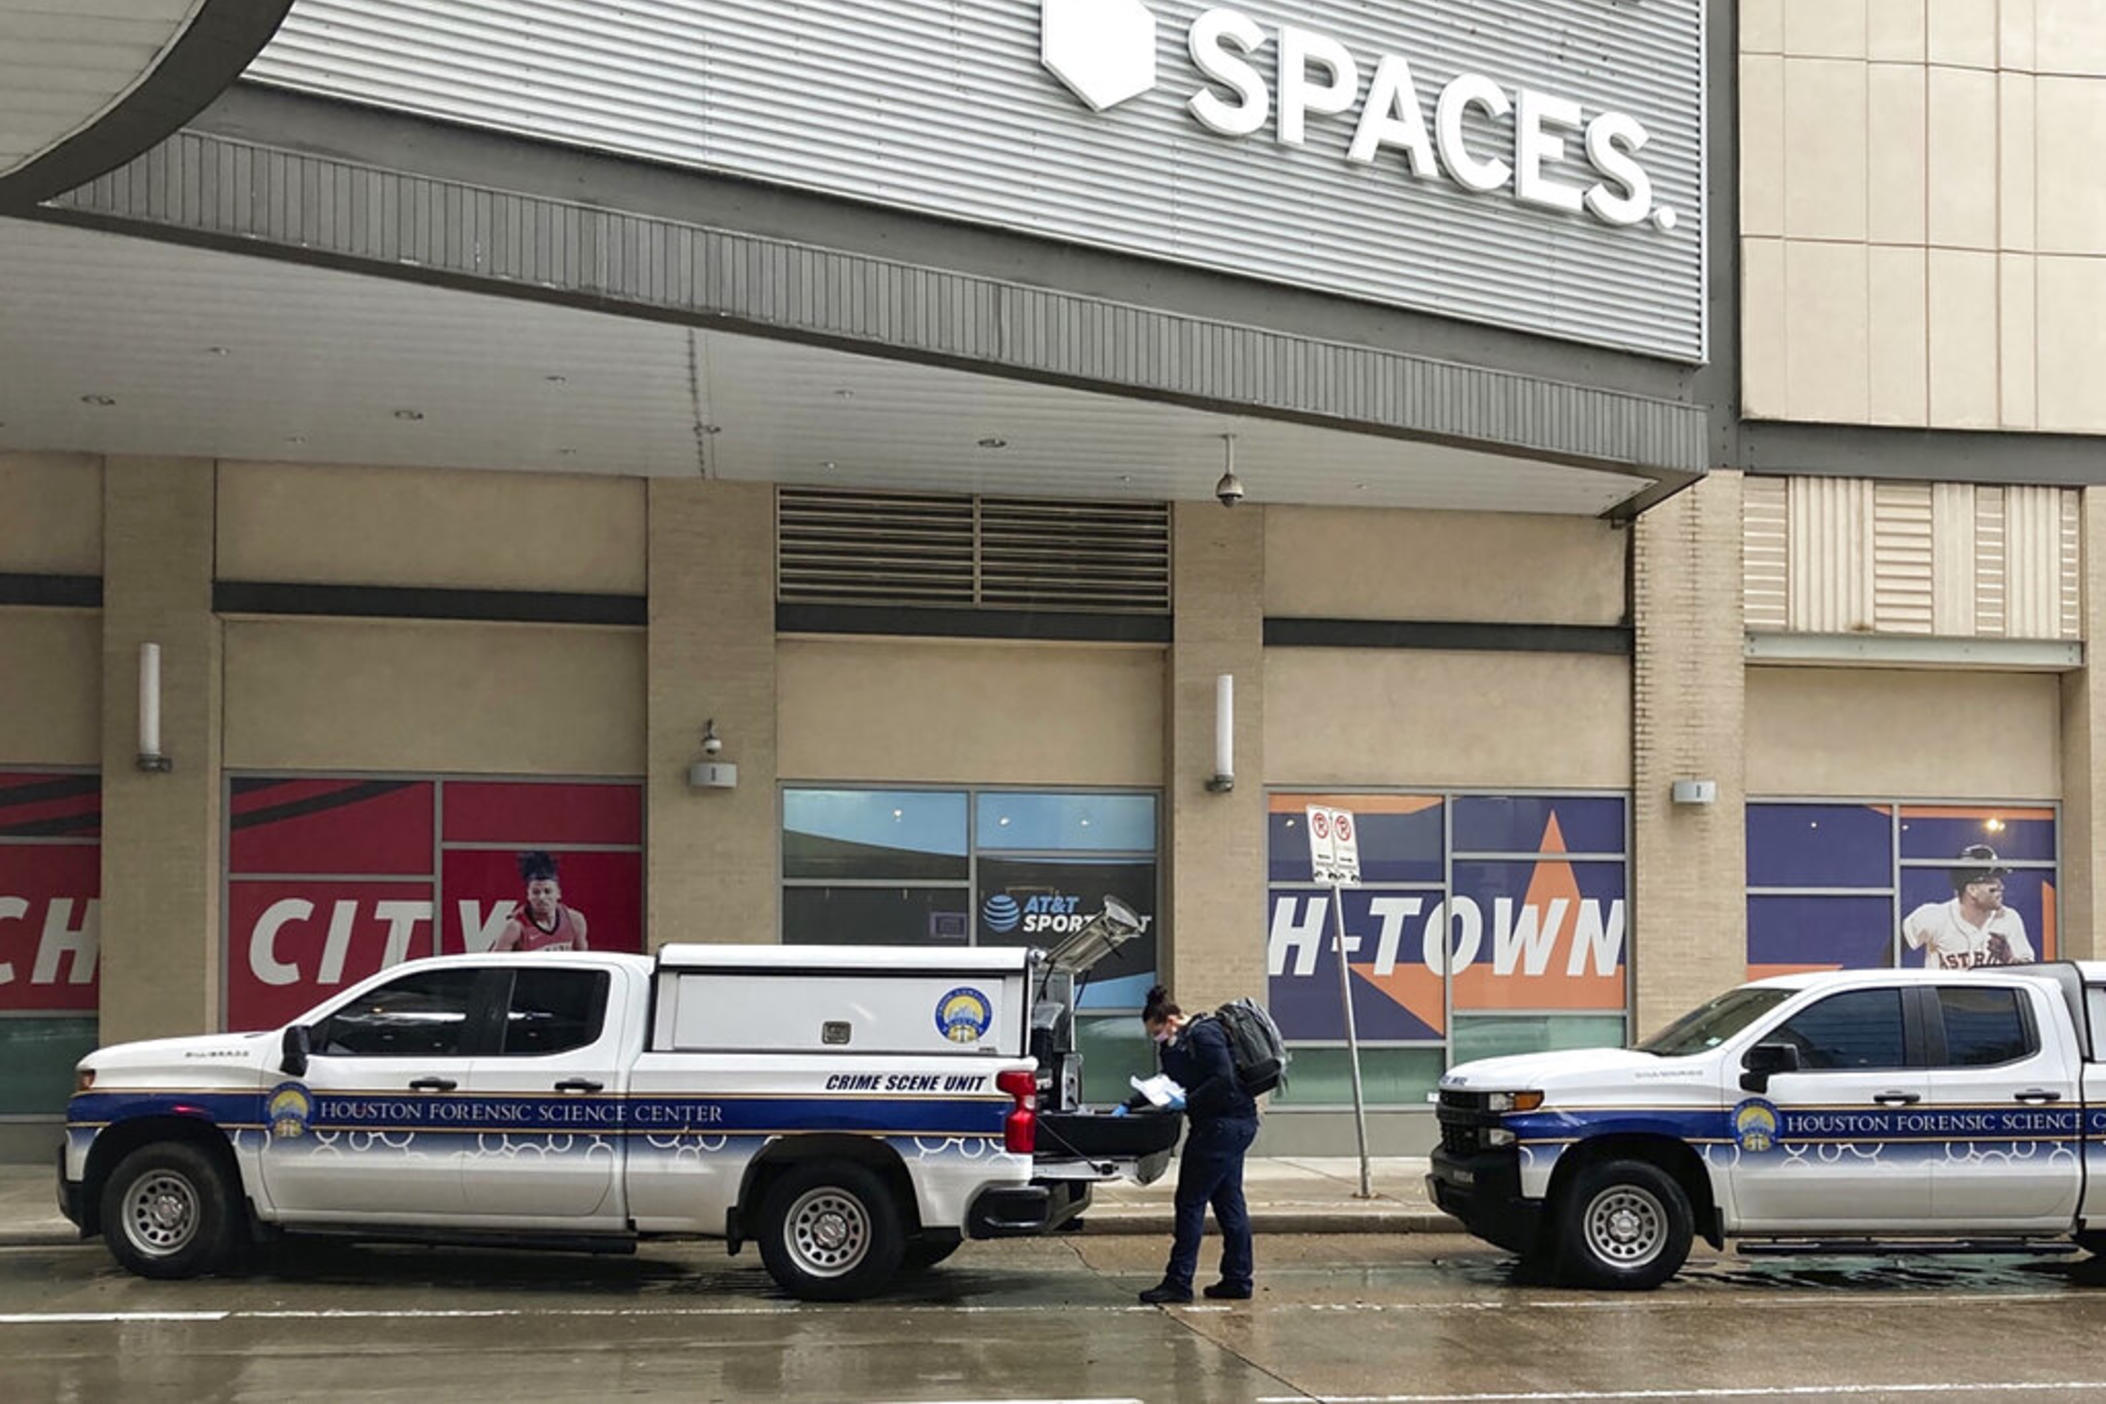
[1079,1210,1459,1236]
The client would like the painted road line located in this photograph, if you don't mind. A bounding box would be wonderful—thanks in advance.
[1256,1385,2106,1403]
[0,1311,230,1325]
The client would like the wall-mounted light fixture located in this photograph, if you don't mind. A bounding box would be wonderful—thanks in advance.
[687,718,736,790]
[136,642,172,772]
[1206,673,1235,793]
[1670,779,1716,806]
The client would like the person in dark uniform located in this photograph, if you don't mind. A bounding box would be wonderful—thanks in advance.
[1132,983,1259,1305]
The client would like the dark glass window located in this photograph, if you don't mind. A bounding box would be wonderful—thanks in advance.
[782,790,968,880]
[783,886,973,946]
[316,969,481,1057]
[499,969,610,1057]
[1938,987,2035,1066]
[1771,989,1907,1070]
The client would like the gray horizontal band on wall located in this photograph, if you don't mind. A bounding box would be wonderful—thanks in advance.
[777,603,1172,644]
[1265,618,1632,655]
[214,582,646,627]
[0,574,102,608]
[39,125,1709,477]
[1743,422,2106,489]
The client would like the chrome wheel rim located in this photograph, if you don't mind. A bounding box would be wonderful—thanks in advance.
[122,1170,201,1258]
[784,1187,870,1278]
[1582,1183,1666,1269]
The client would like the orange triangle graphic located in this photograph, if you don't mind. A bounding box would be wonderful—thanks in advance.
[1453,811,1624,1013]
[1348,962,1447,1037]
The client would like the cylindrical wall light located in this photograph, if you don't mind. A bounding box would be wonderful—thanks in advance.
[1206,672,1235,793]
[137,642,171,772]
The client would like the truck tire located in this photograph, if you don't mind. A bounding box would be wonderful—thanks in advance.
[100,1141,242,1280]
[901,1231,963,1273]
[757,1161,906,1301]
[1553,1158,1692,1291]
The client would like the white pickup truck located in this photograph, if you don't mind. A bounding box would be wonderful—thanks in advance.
[58,907,1177,1299]
[1430,963,2106,1289]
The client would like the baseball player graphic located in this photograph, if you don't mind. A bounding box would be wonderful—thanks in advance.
[1902,844,2034,969]
[492,850,591,953]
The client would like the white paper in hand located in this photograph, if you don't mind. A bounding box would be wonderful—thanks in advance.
[1129,1073,1187,1108]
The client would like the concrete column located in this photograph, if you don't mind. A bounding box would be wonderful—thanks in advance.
[2057,489,2106,961]
[99,457,221,1041]
[1165,501,1265,1012]
[646,479,777,946]
[1631,471,1747,1036]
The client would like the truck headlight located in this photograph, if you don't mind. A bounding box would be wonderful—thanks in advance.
[1486,1091,1543,1113]
[74,1068,95,1094]
[1486,1128,1516,1147]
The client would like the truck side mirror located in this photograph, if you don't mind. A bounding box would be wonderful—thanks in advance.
[281,1023,312,1078]
[1739,1040,1800,1093]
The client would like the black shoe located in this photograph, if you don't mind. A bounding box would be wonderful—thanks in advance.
[1138,1282,1193,1305]
[1202,1282,1253,1300]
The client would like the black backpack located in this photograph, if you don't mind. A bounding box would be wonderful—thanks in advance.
[1208,998,1290,1096]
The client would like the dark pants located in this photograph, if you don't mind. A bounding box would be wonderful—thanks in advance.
[1163,1115,1258,1292]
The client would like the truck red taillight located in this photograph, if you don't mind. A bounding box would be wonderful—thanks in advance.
[996,1069,1038,1154]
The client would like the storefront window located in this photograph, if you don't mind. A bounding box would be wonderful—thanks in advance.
[0,771,101,1119]
[1267,790,1630,1108]
[782,787,1158,1010]
[1745,802,2057,975]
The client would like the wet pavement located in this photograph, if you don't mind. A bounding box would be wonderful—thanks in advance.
[9,1231,2106,1401]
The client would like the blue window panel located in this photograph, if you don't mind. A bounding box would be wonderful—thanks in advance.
[783,790,968,880]
[1898,809,2056,864]
[976,792,1156,853]
[1746,803,1893,889]
[1265,886,1444,1042]
[1746,893,1896,971]
[1452,795,1626,856]
[1267,800,1442,885]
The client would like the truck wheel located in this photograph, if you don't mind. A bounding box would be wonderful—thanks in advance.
[100,1142,241,1280]
[757,1161,905,1301]
[1554,1158,1691,1291]
[901,1231,963,1273]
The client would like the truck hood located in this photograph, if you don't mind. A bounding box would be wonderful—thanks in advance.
[1442,1046,1714,1095]
[83,1030,279,1090]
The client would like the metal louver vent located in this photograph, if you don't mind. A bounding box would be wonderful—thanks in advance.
[778,490,1171,614]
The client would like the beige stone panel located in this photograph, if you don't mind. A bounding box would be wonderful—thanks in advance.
[2001,254,2039,429]
[777,638,1163,786]
[100,458,220,1043]
[1744,0,1784,53]
[217,461,647,593]
[2002,0,2037,72]
[1633,475,1746,1036]
[2035,78,2106,254]
[0,610,100,764]
[1927,248,2000,427]
[2035,256,2106,431]
[224,618,645,775]
[1747,666,2060,797]
[1927,66,2000,249]
[2059,489,2106,960]
[1263,507,1623,626]
[1741,55,1786,237]
[0,454,100,575]
[1784,240,1871,421]
[1263,649,1630,790]
[1783,0,1866,57]
[1928,0,1999,67]
[2037,0,2106,76]
[1866,0,1925,61]
[2002,73,2037,252]
[1783,59,1870,240]
[1867,64,1927,243]
[1743,238,1790,416]
[1867,245,1929,424]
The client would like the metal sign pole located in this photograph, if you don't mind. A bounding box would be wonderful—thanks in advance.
[1328,880,1374,1199]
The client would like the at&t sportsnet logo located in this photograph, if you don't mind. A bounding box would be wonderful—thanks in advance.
[983,890,1151,938]
[982,894,1023,933]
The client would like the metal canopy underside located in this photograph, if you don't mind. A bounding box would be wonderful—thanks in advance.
[0,217,1657,515]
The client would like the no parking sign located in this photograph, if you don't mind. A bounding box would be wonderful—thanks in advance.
[1305,804,1361,885]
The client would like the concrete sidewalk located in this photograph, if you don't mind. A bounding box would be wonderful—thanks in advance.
[0,1156,1454,1246]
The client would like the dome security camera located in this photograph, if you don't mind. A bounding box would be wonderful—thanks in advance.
[701,719,723,756]
[1215,469,1245,506]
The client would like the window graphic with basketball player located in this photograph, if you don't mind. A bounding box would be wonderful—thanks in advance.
[493,850,591,953]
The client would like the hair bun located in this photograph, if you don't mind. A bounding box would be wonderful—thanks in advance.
[1144,984,1170,1007]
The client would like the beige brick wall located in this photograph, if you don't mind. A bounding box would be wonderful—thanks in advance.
[0,453,101,575]
[2060,488,2106,959]
[0,610,100,765]
[1632,472,1748,1035]
[1743,1,2106,431]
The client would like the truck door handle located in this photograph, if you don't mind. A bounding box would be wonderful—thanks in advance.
[554,1078,604,1094]
[1871,1091,1920,1106]
[2015,1089,2063,1104]
[408,1077,457,1092]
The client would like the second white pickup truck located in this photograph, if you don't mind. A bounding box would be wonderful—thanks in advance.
[1430,963,2106,1288]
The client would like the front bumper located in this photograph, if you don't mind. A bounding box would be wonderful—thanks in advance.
[1427,1146,1540,1255]
[965,1178,1092,1238]
[56,1142,84,1230]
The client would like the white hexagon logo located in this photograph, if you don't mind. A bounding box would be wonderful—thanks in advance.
[1042,0,1158,112]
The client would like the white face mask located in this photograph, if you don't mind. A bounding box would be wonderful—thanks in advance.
[1151,1025,1174,1045]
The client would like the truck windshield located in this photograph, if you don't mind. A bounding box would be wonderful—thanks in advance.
[1636,987,1795,1057]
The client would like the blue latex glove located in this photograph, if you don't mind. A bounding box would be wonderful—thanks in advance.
[1110,1104,1129,1118]
[1166,1093,1186,1112]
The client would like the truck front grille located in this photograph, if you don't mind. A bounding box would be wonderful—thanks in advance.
[1436,1089,1494,1155]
